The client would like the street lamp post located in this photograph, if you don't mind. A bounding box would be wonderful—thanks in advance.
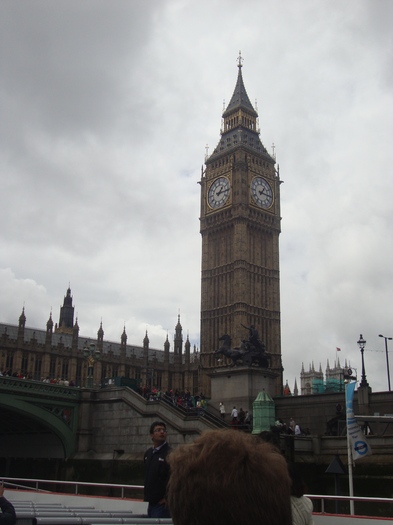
[357,334,369,388]
[379,334,392,392]
[83,343,101,388]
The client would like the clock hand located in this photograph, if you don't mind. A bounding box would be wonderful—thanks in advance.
[216,187,224,196]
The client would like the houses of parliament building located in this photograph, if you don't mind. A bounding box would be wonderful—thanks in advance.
[0,287,200,392]
[1,56,285,397]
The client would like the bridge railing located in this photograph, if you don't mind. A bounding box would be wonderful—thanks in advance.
[0,377,81,400]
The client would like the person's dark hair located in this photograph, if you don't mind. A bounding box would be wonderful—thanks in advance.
[288,462,307,498]
[149,421,166,434]
[259,429,281,447]
[167,429,292,525]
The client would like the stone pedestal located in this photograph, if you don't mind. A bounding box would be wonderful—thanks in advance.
[209,366,278,414]
[357,384,372,414]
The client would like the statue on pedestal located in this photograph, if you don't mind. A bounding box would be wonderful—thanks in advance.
[214,327,269,368]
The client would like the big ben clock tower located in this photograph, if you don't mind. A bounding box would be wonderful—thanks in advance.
[199,55,283,395]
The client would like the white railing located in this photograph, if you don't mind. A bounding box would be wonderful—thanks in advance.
[1,477,143,499]
[308,493,393,516]
[2,477,393,519]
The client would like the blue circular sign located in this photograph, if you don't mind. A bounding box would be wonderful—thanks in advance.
[354,440,368,455]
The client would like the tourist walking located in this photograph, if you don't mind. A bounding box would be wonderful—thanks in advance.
[244,410,253,430]
[231,406,238,426]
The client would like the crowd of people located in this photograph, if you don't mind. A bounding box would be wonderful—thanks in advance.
[0,370,76,386]
[222,404,253,429]
[0,370,30,379]
[140,387,208,413]
[275,417,309,436]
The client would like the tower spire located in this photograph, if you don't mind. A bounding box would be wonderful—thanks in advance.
[208,55,272,162]
[223,54,257,118]
[56,286,74,334]
[237,50,243,69]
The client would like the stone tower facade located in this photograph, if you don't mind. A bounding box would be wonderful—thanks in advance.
[199,56,283,395]
[300,357,347,394]
[55,286,74,334]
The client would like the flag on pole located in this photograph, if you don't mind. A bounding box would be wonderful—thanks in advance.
[345,381,372,460]
[336,347,341,351]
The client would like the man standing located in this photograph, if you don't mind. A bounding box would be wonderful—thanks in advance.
[219,402,226,419]
[143,421,171,519]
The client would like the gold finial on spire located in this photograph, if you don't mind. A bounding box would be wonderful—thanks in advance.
[237,50,243,68]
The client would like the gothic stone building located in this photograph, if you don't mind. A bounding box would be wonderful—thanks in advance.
[0,287,201,392]
[300,357,350,395]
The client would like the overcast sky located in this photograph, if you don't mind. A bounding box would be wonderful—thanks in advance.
[1,0,392,394]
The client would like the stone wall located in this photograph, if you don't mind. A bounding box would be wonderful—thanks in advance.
[75,387,217,460]
[274,389,393,436]
[74,386,393,466]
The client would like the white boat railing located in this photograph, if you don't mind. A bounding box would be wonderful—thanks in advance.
[2,477,393,519]
[1,477,143,499]
[307,493,393,518]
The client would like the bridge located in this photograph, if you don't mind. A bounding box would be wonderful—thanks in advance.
[1,377,393,467]
[0,377,224,461]
[0,376,81,458]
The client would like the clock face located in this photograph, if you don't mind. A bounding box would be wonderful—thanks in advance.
[251,177,273,209]
[208,177,230,209]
